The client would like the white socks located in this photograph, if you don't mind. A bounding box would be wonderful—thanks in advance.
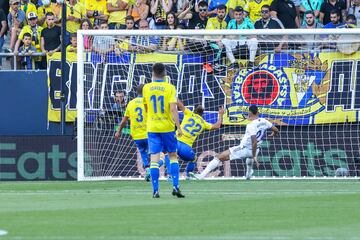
[198,157,221,179]
[246,158,254,179]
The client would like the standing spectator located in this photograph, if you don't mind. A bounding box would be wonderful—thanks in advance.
[66,33,77,53]
[150,0,173,29]
[176,0,194,23]
[207,0,227,17]
[18,32,37,69]
[270,0,300,28]
[300,11,323,49]
[319,0,346,25]
[8,0,26,51]
[14,12,43,68]
[66,0,86,45]
[130,19,158,52]
[254,4,284,52]
[40,12,61,56]
[92,21,115,54]
[85,0,109,28]
[299,0,323,25]
[348,0,360,27]
[323,9,341,27]
[52,0,63,25]
[107,0,129,29]
[37,0,55,28]
[245,0,273,23]
[19,0,37,17]
[127,0,149,28]
[80,19,92,51]
[223,6,258,69]
[0,9,6,54]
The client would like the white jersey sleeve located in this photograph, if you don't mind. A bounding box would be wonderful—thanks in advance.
[239,118,273,149]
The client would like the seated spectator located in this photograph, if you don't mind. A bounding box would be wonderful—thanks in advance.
[8,0,26,51]
[0,9,7,55]
[150,0,173,29]
[14,12,43,68]
[40,12,61,56]
[348,0,360,27]
[124,15,135,29]
[299,0,323,25]
[66,33,77,53]
[130,19,158,52]
[300,11,323,49]
[244,0,273,23]
[85,0,109,28]
[223,6,258,69]
[323,9,341,27]
[80,19,93,51]
[18,32,37,69]
[254,4,284,52]
[338,13,357,27]
[319,0,346,25]
[270,0,300,28]
[165,25,187,51]
[179,0,208,29]
[107,0,129,29]
[166,11,178,29]
[114,16,135,53]
[207,0,227,16]
[92,21,115,54]
[127,0,149,28]
[66,0,86,45]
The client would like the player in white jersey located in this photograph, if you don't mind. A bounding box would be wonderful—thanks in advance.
[191,105,278,180]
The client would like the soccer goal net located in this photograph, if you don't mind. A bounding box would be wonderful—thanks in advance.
[77,29,360,181]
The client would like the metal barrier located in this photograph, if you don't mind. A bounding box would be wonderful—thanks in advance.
[0,52,46,70]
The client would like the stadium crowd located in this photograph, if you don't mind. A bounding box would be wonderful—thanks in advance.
[0,0,359,70]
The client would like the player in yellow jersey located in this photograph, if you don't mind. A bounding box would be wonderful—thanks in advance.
[115,85,151,181]
[142,63,183,198]
[177,101,224,179]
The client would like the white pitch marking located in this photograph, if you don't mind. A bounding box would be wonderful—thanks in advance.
[0,229,8,236]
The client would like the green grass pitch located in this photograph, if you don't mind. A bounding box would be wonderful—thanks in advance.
[0,180,359,240]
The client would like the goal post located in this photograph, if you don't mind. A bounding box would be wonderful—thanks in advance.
[77,29,360,181]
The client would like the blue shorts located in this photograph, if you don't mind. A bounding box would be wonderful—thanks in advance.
[148,132,177,154]
[134,139,148,155]
[177,141,195,162]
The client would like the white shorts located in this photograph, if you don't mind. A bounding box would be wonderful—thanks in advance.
[229,146,259,161]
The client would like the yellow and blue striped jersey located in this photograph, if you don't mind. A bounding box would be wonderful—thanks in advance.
[124,97,147,140]
[142,80,177,133]
[177,108,213,147]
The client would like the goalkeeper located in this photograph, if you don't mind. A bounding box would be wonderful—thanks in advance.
[115,84,151,182]
[177,100,224,178]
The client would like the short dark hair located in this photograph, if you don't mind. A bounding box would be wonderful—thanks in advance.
[234,6,243,12]
[198,1,208,8]
[125,15,134,22]
[217,4,227,11]
[152,63,166,78]
[262,4,270,9]
[45,12,54,17]
[330,10,340,16]
[249,105,258,115]
[70,33,77,39]
[304,10,314,16]
[194,105,204,116]
[137,84,144,95]
[346,14,356,22]
[23,32,32,39]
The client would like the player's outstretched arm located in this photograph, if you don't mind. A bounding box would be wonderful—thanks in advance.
[211,107,225,130]
[251,135,260,168]
[269,125,279,137]
[115,116,129,140]
[177,99,186,112]
[170,103,182,137]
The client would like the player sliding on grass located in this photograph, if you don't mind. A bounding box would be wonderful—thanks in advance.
[177,100,224,178]
[115,84,151,182]
[143,63,184,198]
[191,105,278,180]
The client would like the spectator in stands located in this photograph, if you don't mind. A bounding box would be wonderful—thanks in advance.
[8,0,26,51]
[244,0,273,23]
[52,0,63,25]
[299,0,323,25]
[223,6,258,69]
[319,0,346,25]
[254,4,285,52]
[85,0,109,28]
[164,24,186,50]
[348,0,360,27]
[0,9,6,55]
[125,15,135,29]
[207,0,227,17]
[300,11,323,49]
[19,0,37,17]
[18,32,37,69]
[150,0,173,29]
[270,0,300,28]
[127,0,149,28]
[92,21,115,54]
[66,33,77,53]
[130,19,158,52]
[40,12,61,56]
[14,12,43,68]
[165,11,178,29]
[66,0,86,45]
[107,0,129,29]
[37,0,54,28]
[340,13,357,27]
[179,0,208,29]
[80,18,92,51]
[323,9,341,27]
